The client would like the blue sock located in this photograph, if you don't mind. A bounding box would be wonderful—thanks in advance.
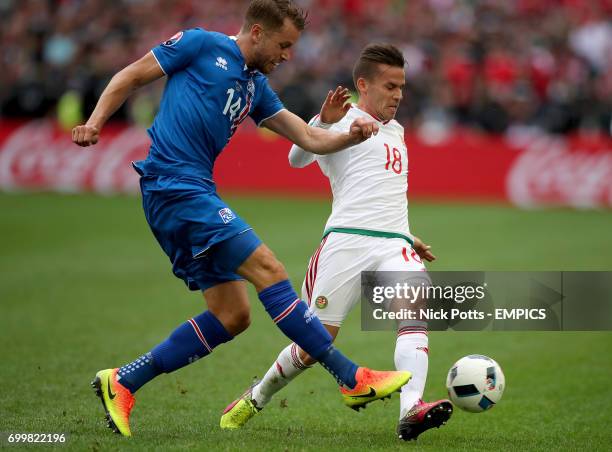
[117,311,233,393]
[258,280,358,388]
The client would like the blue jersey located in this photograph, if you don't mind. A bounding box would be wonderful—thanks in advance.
[133,28,284,180]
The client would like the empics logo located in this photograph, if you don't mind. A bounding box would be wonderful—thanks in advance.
[216,57,228,70]
[218,208,236,224]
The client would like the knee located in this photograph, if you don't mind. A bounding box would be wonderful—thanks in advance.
[233,308,251,334]
[238,245,290,291]
[226,307,251,336]
[212,305,251,336]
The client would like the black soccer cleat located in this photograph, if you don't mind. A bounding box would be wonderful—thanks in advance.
[397,399,453,441]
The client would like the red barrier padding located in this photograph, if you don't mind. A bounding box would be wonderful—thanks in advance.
[0,120,610,208]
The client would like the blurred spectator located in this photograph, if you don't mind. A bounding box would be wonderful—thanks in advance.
[1,0,610,136]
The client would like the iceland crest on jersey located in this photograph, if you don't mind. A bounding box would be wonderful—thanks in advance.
[218,208,236,224]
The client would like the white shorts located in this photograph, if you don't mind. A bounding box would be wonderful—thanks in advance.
[301,232,428,327]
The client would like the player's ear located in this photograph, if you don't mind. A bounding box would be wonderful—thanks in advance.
[357,77,368,96]
[251,23,265,44]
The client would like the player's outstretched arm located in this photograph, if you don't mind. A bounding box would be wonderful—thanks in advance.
[264,109,378,156]
[72,52,165,147]
[319,86,352,125]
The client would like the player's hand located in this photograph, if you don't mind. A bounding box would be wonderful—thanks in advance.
[413,235,436,262]
[320,86,351,124]
[72,124,100,147]
[348,117,379,144]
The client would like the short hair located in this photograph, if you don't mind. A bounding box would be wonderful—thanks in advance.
[352,44,405,89]
[243,0,308,32]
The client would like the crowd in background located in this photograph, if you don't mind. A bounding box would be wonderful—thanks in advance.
[1,0,611,136]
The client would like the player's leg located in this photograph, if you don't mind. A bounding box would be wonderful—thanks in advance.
[142,180,403,399]
[220,324,340,429]
[236,243,365,388]
[92,176,253,436]
[203,280,251,336]
[221,233,356,428]
[377,242,431,412]
[291,232,363,367]
[114,282,243,392]
[237,236,413,405]
[108,235,257,392]
[92,281,245,436]
[251,325,340,407]
[221,236,340,429]
[250,232,354,404]
[221,233,406,428]
[377,241,452,440]
[115,177,257,388]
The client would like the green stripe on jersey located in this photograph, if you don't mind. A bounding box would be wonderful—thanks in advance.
[322,227,414,247]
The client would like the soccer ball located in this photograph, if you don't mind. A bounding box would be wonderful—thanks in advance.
[446,355,505,413]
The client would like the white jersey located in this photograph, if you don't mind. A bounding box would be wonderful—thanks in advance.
[289,105,411,238]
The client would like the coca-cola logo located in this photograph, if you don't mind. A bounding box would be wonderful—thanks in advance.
[507,135,612,208]
[0,120,149,194]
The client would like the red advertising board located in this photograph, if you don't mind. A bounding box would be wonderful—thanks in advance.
[0,120,610,208]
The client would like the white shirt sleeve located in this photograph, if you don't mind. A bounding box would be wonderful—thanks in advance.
[288,116,333,168]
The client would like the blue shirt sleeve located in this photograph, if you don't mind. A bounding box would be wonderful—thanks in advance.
[151,28,208,75]
[250,77,285,126]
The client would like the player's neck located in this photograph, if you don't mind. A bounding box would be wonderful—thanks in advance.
[357,101,384,123]
[234,33,254,67]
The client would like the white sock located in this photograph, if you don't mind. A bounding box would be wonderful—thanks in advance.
[252,343,311,407]
[394,331,429,419]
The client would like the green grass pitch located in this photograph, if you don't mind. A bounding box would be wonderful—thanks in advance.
[1,192,611,450]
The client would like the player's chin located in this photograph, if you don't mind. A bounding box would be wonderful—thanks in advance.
[384,106,398,120]
[263,62,280,74]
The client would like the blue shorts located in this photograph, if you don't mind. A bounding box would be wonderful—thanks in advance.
[138,174,262,291]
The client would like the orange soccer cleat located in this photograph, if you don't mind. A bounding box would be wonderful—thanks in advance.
[340,367,411,410]
[91,368,136,437]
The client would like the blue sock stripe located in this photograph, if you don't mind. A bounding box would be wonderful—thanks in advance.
[187,318,212,353]
[273,298,301,323]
